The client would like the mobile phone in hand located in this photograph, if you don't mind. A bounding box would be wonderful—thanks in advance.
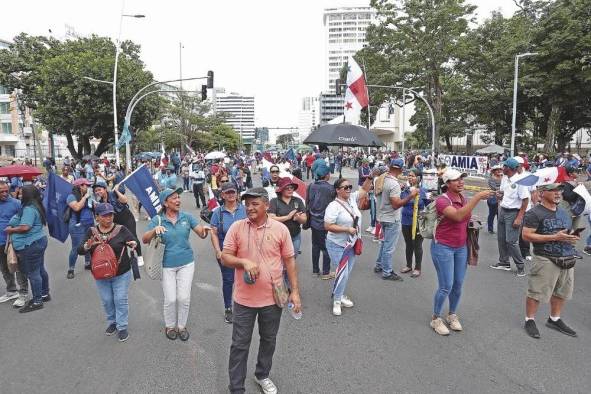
[569,227,585,236]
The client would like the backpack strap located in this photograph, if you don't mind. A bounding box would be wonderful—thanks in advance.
[107,225,122,242]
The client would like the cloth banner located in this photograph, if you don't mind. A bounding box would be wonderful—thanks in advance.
[121,164,162,218]
[44,172,72,243]
[440,154,488,176]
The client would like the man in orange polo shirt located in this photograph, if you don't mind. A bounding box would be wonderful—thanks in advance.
[222,187,302,394]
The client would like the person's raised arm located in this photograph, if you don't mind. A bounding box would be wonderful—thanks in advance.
[441,190,494,222]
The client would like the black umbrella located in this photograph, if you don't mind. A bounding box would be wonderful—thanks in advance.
[303,123,384,148]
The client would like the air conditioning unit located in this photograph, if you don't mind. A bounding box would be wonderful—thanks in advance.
[23,126,32,135]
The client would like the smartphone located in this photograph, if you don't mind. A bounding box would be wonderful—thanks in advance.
[569,227,585,236]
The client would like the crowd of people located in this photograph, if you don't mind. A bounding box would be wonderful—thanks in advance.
[0,146,588,394]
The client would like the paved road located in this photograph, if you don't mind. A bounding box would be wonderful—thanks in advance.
[1,169,590,394]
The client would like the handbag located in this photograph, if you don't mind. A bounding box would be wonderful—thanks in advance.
[5,235,19,274]
[353,238,363,256]
[143,215,164,280]
[357,194,370,210]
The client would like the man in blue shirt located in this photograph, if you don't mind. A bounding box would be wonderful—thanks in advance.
[0,180,28,307]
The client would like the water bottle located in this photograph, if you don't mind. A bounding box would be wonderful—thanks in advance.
[288,302,302,320]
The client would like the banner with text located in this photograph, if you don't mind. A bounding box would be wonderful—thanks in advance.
[440,154,488,176]
[121,164,162,218]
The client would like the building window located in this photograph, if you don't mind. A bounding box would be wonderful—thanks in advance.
[0,102,10,114]
[3,145,15,157]
[1,122,12,134]
[0,85,10,95]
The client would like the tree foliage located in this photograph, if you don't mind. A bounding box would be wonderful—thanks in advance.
[276,133,295,149]
[0,33,162,158]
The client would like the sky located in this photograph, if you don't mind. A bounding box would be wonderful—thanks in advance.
[2,0,518,133]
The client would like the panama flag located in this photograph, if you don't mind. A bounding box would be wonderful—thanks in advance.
[332,241,355,296]
[515,166,569,186]
[344,56,369,123]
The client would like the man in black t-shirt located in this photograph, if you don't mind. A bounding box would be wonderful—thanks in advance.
[522,183,579,339]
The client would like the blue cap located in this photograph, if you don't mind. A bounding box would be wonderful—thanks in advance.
[95,203,114,216]
[502,158,520,170]
[92,181,108,189]
[159,187,184,203]
[389,158,404,169]
[315,162,330,177]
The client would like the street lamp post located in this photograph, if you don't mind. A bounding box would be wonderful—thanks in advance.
[510,52,538,157]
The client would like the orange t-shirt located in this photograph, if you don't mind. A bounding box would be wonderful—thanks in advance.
[223,217,295,308]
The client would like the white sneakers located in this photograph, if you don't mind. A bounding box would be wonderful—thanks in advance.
[332,301,342,316]
[0,292,19,303]
[431,314,463,336]
[365,226,375,233]
[341,295,354,308]
[254,377,278,394]
[13,294,27,308]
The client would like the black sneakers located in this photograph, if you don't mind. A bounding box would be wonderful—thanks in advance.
[67,270,75,279]
[118,329,129,342]
[490,263,511,271]
[224,308,233,324]
[19,300,43,313]
[373,265,383,273]
[525,320,540,339]
[41,294,51,302]
[383,273,403,281]
[105,323,117,336]
[178,329,190,342]
[546,318,577,337]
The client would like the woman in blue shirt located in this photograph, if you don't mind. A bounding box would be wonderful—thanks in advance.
[5,185,49,313]
[66,178,95,279]
[143,188,210,341]
[400,168,429,278]
[210,182,247,324]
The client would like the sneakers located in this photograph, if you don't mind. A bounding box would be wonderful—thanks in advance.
[0,292,19,303]
[254,377,278,394]
[332,301,342,316]
[178,328,190,341]
[13,294,27,308]
[525,255,533,261]
[489,263,511,271]
[105,323,117,336]
[373,265,383,273]
[41,294,51,302]
[383,273,403,281]
[67,270,75,279]
[19,300,43,313]
[84,264,92,270]
[341,295,354,308]
[118,329,129,342]
[365,226,375,233]
[410,270,421,278]
[430,317,450,336]
[545,318,577,337]
[446,314,463,331]
[224,308,233,324]
[583,246,591,256]
[525,320,541,339]
[516,267,526,277]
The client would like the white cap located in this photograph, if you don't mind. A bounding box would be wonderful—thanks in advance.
[513,156,525,164]
[442,169,467,183]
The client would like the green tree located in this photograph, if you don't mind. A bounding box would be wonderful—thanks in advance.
[0,33,162,158]
[276,133,295,149]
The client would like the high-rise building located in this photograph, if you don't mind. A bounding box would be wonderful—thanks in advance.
[319,93,346,125]
[214,88,255,145]
[323,6,376,93]
[297,97,320,142]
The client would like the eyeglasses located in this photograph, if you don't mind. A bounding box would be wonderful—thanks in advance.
[270,170,280,173]
[220,180,229,183]
[339,185,353,191]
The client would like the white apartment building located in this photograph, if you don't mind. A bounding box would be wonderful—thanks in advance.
[323,6,376,93]
[297,96,320,143]
[214,89,255,145]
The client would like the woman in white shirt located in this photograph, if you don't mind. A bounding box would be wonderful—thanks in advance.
[324,177,370,316]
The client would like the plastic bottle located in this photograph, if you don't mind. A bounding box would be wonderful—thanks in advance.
[288,302,302,320]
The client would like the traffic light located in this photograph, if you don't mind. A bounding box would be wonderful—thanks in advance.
[207,70,214,89]
[201,85,207,101]
[335,79,341,95]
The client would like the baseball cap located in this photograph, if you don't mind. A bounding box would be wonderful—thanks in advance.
[502,158,520,170]
[442,169,467,183]
[538,183,563,191]
[92,181,108,189]
[389,158,404,169]
[241,187,269,200]
[95,202,115,216]
[159,187,184,203]
[513,156,525,165]
[220,182,237,193]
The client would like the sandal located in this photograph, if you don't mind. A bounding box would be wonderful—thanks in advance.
[165,328,178,340]
[400,267,412,274]
[411,270,421,278]
[178,328,190,342]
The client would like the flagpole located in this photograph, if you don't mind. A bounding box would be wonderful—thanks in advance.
[116,163,146,187]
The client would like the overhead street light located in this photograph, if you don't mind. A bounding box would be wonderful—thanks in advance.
[510,52,538,157]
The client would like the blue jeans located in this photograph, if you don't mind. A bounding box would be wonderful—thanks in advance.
[217,259,235,309]
[374,221,402,276]
[487,200,498,233]
[587,215,591,247]
[95,270,132,330]
[430,242,468,317]
[15,236,49,304]
[283,233,301,289]
[326,239,356,302]
[69,222,92,270]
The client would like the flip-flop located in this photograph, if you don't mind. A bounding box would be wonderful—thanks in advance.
[411,270,421,278]
[400,267,412,274]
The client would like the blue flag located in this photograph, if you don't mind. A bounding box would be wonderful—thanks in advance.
[121,164,162,218]
[44,172,72,243]
[117,119,132,149]
[284,148,296,162]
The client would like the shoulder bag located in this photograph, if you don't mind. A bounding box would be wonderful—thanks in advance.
[5,235,19,274]
[143,215,165,280]
[335,199,363,255]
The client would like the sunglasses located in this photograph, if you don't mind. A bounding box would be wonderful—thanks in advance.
[270,170,280,173]
[284,186,295,191]
[339,185,353,191]
[220,180,229,183]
